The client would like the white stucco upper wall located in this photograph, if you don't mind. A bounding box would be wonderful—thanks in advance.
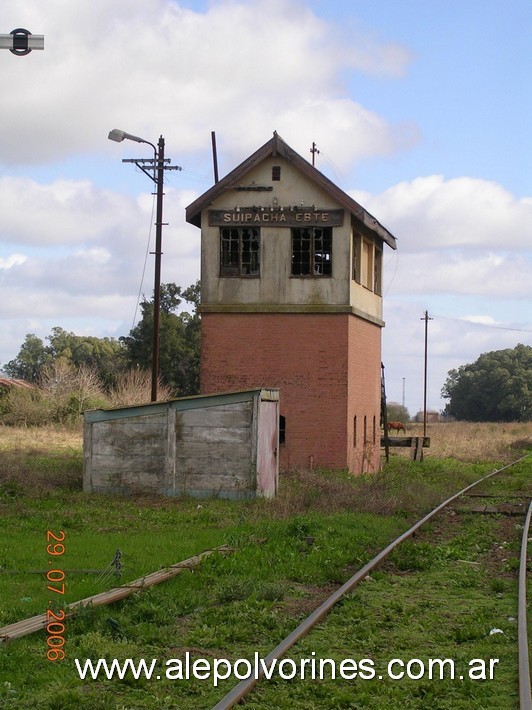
[199,156,383,323]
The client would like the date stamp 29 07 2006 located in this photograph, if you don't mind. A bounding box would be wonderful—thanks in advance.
[45,530,66,661]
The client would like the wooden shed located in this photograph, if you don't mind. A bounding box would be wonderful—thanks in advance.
[83,389,279,500]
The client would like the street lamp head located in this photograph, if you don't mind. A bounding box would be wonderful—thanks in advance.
[108,128,146,144]
[108,129,125,142]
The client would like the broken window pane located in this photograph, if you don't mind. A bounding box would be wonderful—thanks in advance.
[291,227,332,277]
[220,227,260,277]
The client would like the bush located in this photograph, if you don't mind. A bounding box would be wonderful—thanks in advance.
[107,368,173,407]
[386,401,410,423]
[0,386,55,426]
[39,361,107,422]
[0,362,108,426]
[0,364,176,427]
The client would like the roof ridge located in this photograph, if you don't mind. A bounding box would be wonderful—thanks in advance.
[185,134,396,249]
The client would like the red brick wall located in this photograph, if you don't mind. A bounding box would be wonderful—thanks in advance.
[347,315,382,472]
[201,312,381,472]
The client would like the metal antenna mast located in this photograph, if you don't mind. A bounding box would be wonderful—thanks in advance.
[310,142,320,167]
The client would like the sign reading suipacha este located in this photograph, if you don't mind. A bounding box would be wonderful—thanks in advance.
[208,208,344,228]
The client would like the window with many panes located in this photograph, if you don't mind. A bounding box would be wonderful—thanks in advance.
[291,227,332,276]
[220,227,260,277]
[362,239,373,290]
[352,231,382,295]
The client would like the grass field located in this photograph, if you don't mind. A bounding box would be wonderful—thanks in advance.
[0,421,530,709]
[407,420,532,463]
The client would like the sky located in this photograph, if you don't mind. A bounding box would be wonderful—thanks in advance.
[1,0,531,417]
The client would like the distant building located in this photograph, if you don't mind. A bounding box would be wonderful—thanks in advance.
[415,410,440,423]
[0,378,34,391]
[186,133,397,472]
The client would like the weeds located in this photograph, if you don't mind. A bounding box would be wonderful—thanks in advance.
[0,423,529,708]
[407,420,532,463]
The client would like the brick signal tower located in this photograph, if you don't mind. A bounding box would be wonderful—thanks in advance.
[186,133,397,472]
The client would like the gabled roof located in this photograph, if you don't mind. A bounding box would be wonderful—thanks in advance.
[185,132,397,249]
[0,378,35,390]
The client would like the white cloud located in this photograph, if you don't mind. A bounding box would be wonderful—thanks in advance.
[460,314,499,326]
[353,175,532,251]
[0,178,200,328]
[0,0,413,168]
[390,250,532,297]
[0,177,130,246]
[0,254,27,269]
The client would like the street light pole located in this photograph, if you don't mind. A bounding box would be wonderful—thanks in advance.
[108,129,181,402]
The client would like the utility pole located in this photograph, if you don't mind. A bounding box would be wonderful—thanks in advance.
[421,310,433,437]
[381,363,390,463]
[152,136,166,403]
[109,129,182,401]
[211,131,219,183]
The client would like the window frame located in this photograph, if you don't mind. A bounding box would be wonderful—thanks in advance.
[373,245,382,295]
[352,231,382,295]
[362,239,374,290]
[291,226,333,278]
[219,226,260,278]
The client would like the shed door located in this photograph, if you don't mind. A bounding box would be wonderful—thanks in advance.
[257,400,279,498]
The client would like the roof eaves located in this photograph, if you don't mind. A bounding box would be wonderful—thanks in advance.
[185,132,397,249]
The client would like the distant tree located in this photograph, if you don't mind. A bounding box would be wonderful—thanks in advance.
[120,281,200,396]
[441,343,532,421]
[413,410,440,423]
[3,334,51,383]
[4,329,125,387]
[386,402,410,423]
[3,282,200,399]
[46,328,126,388]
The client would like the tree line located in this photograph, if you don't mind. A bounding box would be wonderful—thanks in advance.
[0,282,200,425]
[2,288,531,423]
[386,345,531,424]
[441,343,531,422]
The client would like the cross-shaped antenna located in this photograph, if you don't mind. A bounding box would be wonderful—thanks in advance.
[310,142,320,167]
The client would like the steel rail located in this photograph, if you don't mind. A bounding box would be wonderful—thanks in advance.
[213,454,530,710]
[519,500,532,710]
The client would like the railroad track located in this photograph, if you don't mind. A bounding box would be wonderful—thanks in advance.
[213,455,531,710]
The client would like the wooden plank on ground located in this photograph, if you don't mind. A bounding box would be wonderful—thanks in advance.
[0,546,230,644]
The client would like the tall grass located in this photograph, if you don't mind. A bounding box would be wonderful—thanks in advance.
[405,420,531,463]
[0,420,529,500]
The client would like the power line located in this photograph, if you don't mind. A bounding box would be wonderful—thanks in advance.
[131,192,157,331]
[433,313,532,334]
